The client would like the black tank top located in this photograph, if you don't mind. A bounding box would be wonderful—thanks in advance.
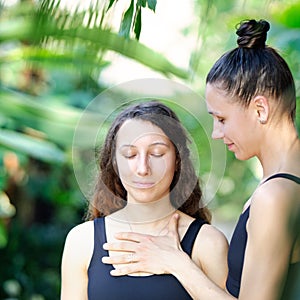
[226,173,300,297]
[88,217,207,300]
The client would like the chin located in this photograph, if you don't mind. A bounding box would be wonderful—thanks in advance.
[234,152,253,161]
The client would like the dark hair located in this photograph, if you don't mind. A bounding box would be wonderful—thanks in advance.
[86,100,211,223]
[206,19,296,121]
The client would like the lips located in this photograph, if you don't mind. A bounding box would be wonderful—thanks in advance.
[226,143,234,151]
[132,181,155,188]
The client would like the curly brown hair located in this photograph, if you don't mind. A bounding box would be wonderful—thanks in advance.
[85,100,211,223]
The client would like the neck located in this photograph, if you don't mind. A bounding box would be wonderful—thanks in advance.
[257,121,300,178]
[111,197,176,224]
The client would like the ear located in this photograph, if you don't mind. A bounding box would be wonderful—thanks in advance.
[252,95,269,124]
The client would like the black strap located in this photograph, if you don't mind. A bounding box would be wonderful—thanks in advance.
[264,173,300,184]
[181,218,207,256]
[94,218,107,256]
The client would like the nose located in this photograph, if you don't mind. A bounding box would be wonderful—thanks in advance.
[136,154,150,176]
[211,120,224,140]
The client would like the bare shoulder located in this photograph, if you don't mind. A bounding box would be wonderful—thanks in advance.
[63,221,94,265]
[177,211,228,249]
[248,176,300,247]
[191,221,228,264]
[251,175,300,217]
[197,223,229,250]
[67,221,94,240]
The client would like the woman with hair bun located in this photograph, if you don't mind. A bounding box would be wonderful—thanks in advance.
[103,19,300,300]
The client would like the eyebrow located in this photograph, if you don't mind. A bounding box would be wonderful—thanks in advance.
[208,110,222,116]
[119,142,170,149]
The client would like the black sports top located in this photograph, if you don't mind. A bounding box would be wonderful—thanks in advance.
[226,173,300,298]
[88,217,207,300]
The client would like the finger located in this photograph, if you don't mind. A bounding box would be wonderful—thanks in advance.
[114,231,152,242]
[102,253,138,265]
[103,241,137,252]
[110,265,144,277]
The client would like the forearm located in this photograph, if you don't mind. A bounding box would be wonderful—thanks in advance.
[170,251,235,300]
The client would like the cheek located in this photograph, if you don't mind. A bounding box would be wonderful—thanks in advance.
[153,156,176,179]
[151,158,167,173]
[224,119,243,137]
[116,158,134,179]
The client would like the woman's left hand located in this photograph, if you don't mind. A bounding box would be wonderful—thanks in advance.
[102,213,189,276]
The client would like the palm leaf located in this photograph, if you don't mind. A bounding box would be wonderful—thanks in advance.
[0,1,189,79]
[0,128,66,164]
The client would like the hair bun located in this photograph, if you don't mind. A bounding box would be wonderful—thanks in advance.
[236,19,270,48]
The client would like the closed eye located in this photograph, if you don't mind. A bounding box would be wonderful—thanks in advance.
[150,153,164,158]
[123,154,136,159]
[208,111,225,124]
[217,117,225,124]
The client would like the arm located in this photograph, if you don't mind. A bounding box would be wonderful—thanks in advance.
[171,252,235,300]
[176,181,296,299]
[238,183,295,300]
[195,224,229,289]
[60,222,93,300]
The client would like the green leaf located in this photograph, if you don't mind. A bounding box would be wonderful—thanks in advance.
[0,89,104,148]
[119,0,134,39]
[0,221,8,248]
[134,6,142,40]
[51,28,189,79]
[146,0,157,12]
[21,47,110,73]
[107,0,118,11]
[0,128,66,164]
[137,0,147,7]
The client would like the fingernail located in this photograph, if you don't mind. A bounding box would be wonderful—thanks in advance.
[103,243,108,249]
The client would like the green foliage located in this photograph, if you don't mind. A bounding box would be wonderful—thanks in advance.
[146,0,157,12]
[116,0,156,39]
[134,5,142,40]
[0,129,65,164]
[272,2,300,28]
[0,221,8,248]
[107,0,118,11]
[119,0,135,38]
[0,0,300,298]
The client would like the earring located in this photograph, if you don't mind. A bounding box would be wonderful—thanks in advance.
[259,119,266,124]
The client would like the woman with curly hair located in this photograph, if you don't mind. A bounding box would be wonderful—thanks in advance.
[60,100,228,299]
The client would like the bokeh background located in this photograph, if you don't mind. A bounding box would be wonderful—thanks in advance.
[0,0,299,299]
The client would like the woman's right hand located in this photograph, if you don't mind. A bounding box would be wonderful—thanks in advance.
[102,213,189,276]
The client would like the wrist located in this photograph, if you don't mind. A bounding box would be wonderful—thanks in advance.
[168,250,193,278]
